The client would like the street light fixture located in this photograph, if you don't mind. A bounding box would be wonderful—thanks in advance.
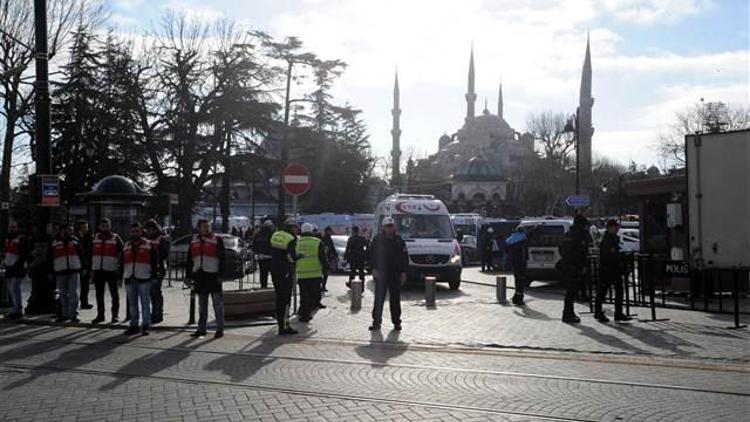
[563,108,581,196]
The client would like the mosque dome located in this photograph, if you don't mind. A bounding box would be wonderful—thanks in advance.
[453,154,504,182]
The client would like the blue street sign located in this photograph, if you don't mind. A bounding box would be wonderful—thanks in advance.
[565,194,590,208]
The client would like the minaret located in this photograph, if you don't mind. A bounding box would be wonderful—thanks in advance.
[391,71,402,188]
[578,33,594,191]
[497,82,503,119]
[465,47,477,120]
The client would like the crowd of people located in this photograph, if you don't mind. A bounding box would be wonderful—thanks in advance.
[2,212,630,338]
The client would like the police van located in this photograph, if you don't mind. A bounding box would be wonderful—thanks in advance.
[516,218,573,283]
[375,194,463,289]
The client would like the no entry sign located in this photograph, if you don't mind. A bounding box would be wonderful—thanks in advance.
[282,163,312,196]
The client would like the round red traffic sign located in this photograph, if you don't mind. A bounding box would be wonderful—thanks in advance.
[282,163,312,196]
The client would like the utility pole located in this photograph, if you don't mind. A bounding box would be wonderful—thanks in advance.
[575,107,580,196]
[26,0,55,314]
[277,61,293,224]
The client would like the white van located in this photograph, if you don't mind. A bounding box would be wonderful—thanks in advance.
[374,194,462,289]
[516,218,573,282]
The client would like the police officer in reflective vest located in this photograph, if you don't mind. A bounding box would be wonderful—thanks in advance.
[3,221,33,319]
[144,219,170,324]
[186,219,226,338]
[122,223,160,336]
[48,222,84,323]
[296,223,327,323]
[91,218,124,324]
[270,219,299,335]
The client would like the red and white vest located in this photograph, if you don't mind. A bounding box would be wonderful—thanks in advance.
[4,235,22,267]
[52,239,82,272]
[122,240,153,280]
[92,232,120,272]
[190,234,220,274]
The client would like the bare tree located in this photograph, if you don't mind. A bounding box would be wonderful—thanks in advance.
[526,111,575,162]
[0,0,103,233]
[655,101,750,168]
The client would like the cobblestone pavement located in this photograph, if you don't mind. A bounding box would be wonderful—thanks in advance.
[0,324,747,422]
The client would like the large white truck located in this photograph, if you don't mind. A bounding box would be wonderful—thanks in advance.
[686,130,750,269]
[374,194,463,289]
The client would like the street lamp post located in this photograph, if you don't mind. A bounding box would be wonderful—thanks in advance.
[26,0,55,314]
[564,108,580,196]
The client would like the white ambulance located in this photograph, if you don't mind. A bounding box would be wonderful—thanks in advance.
[374,194,463,289]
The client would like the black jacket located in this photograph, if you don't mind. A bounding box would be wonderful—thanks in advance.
[344,235,368,264]
[186,234,226,293]
[4,233,33,278]
[147,233,171,277]
[368,233,409,277]
[76,231,93,271]
[599,232,622,279]
[322,234,338,262]
[253,227,273,259]
[558,225,590,276]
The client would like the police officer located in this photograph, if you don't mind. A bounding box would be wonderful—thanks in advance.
[122,223,160,336]
[321,226,338,293]
[75,219,94,310]
[596,219,631,322]
[559,214,591,323]
[186,219,226,338]
[344,226,367,288]
[144,219,170,324]
[91,218,124,324]
[3,221,33,319]
[296,223,326,323]
[481,227,495,272]
[48,222,84,323]
[270,219,299,335]
[368,217,409,331]
[253,221,275,289]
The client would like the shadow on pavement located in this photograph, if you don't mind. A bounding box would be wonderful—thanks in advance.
[512,303,555,320]
[354,329,406,367]
[203,327,313,383]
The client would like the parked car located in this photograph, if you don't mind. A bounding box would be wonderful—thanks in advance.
[330,235,351,273]
[169,233,253,279]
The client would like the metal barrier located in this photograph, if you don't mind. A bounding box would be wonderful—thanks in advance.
[585,254,748,327]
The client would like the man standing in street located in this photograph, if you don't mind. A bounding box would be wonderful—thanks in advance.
[48,223,84,323]
[368,217,408,331]
[253,221,275,289]
[144,219,170,324]
[186,219,226,338]
[595,219,631,322]
[3,221,33,319]
[75,220,93,310]
[481,227,495,272]
[295,223,327,323]
[321,226,338,293]
[506,226,530,306]
[344,226,367,289]
[558,215,591,323]
[270,219,298,335]
[91,219,123,324]
[122,223,159,336]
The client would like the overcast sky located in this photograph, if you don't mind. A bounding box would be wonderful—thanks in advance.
[109,0,749,167]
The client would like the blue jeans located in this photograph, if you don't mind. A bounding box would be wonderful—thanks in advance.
[6,276,24,315]
[126,280,152,328]
[56,273,80,319]
[198,291,224,332]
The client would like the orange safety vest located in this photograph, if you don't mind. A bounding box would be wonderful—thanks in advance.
[52,239,82,272]
[92,233,121,272]
[190,234,220,274]
[122,240,153,280]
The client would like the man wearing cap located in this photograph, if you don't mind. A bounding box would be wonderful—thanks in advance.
[368,217,409,331]
[344,226,368,289]
[558,214,591,323]
[596,219,631,322]
[481,227,495,272]
[295,223,327,322]
[270,219,299,335]
[253,220,275,289]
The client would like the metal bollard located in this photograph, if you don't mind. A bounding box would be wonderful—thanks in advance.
[496,276,507,303]
[351,280,363,310]
[425,277,436,307]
